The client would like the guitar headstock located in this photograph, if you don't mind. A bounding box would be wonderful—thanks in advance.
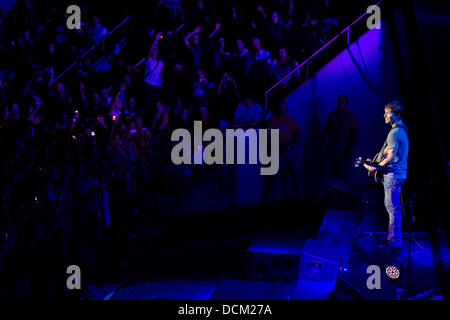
[354,157,363,167]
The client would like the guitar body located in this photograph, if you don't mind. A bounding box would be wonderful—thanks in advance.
[355,153,386,184]
[369,169,384,184]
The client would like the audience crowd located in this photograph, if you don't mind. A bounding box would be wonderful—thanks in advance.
[0,0,365,298]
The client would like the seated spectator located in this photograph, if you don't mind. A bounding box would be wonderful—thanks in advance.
[232,95,263,129]
[321,15,339,35]
[131,116,151,164]
[108,90,124,122]
[217,72,239,122]
[305,17,327,55]
[9,102,20,121]
[173,107,192,131]
[111,123,133,159]
[100,87,112,109]
[88,16,108,45]
[192,69,213,107]
[270,47,299,87]
[199,106,218,130]
[250,37,271,67]
[123,96,140,120]
[135,116,151,138]
[150,101,169,132]
[234,38,249,57]
[78,58,92,82]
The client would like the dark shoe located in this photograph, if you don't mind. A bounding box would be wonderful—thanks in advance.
[377,237,391,248]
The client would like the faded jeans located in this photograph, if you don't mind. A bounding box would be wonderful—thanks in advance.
[383,173,405,247]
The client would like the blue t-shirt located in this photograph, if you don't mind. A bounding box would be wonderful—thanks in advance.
[234,103,263,124]
[384,126,409,179]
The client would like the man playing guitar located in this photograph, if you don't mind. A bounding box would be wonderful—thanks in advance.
[363,101,409,256]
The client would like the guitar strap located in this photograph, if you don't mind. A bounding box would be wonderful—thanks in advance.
[375,141,387,163]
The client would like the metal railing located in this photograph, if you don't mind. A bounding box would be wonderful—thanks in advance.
[264,0,383,112]
[49,16,131,86]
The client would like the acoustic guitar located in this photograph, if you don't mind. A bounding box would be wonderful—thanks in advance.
[354,153,386,184]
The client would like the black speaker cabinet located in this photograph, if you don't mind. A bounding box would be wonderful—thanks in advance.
[290,238,343,299]
[246,240,304,283]
[298,238,342,284]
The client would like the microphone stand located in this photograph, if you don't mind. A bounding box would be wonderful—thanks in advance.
[398,176,434,298]
[399,191,416,295]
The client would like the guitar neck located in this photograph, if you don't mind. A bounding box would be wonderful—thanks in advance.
[355,159,373,166]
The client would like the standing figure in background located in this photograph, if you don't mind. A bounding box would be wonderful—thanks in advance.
[265,101,301,200]
[317,94,358,199]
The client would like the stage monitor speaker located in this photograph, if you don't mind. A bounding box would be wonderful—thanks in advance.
[246,240,304,283]
[291,238,343,299]
[298,238,342,284]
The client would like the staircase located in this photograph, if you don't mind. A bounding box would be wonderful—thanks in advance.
[264,0,385,112]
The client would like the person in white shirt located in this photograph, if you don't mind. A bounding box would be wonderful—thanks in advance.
[144,44,164,115]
